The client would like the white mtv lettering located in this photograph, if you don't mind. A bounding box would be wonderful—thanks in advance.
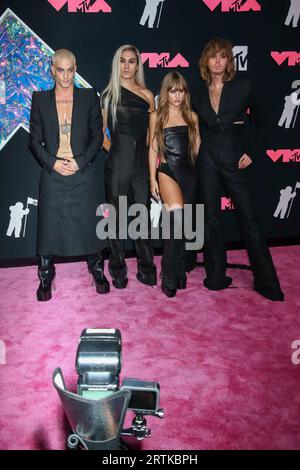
[233,46,248,71]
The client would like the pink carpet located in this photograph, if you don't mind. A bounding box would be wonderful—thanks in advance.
[0,246,299,450]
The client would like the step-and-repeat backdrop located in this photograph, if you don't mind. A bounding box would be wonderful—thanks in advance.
[0,0,299,260]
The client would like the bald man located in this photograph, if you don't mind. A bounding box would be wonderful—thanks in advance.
[29,49,110,300]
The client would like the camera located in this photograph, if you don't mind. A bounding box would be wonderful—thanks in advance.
[75,328,164,441]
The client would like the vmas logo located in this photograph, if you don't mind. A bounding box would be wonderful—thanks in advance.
[201,0,261,12]
[233,46,248,71]
[266,149,300,163]
[47,0,112,13]
[271,51,300,66]
[141,53,189,68]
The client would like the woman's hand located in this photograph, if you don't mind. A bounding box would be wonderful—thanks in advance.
[238,153,252,169]
[102,134,111,153]
[150,179,160,201]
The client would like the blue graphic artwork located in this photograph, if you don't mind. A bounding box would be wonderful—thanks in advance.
[0,8,90,150]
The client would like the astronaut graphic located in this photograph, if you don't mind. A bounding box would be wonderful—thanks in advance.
[6,197,38,238]
[278,93,299,128]
[140,0,165,28]
[273,184,299,219]
[285,0,300,28]
[6,202,29,238]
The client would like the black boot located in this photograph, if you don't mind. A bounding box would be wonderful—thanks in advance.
[108,239,128,289]
[37,256,55,301]
[161,209,185,298]
[87,253,110,294]
[175,221,187,290]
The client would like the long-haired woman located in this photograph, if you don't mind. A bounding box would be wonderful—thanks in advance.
[149,72,200,297]
[101,44,157,289]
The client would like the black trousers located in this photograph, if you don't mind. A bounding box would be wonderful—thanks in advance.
[105,135,155,282]
[198,129,283,300]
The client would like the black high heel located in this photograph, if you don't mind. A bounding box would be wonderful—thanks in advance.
[203,276,232,290]
[136,270,157,286]
[37,256,55,301]
[161,280,177,298]
[112,277,128,289]
[108,267,128,289]
[88,256,110,294]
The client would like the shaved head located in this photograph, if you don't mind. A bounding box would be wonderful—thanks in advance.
[52,49,76,67]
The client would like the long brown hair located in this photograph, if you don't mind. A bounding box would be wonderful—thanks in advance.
[155,72,197,163]
[199,37,236,85]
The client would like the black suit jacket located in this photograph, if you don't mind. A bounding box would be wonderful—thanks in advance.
[192,76,264,159]
[29,86,103,173]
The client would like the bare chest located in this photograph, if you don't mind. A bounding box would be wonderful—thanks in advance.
[208,86,223,115]
[56,100,73,134]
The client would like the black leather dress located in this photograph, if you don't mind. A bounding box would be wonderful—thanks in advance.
[157,126,196,204]
[105,86,156,283]
[157,125,198,277]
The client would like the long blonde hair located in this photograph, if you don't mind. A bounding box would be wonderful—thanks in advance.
[101,44,145,128]
[155,72,197,163]
[199,37,236,85]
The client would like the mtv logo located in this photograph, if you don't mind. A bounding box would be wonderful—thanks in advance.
[201,0,261,12]
[266,149,300,163]
[221,197,235,210]
[47,0,112,13]
[271,51,300,67]
[141,53,189,68]
[233,46,248,71]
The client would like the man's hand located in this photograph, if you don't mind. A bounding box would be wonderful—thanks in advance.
[53,159,76,176]
[65,158,79,172]
[238,153,252,169]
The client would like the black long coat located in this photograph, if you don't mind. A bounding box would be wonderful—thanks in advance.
[29,86,104,256]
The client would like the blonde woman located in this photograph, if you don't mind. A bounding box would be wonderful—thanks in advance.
[149,72,200,297]
[101,44,156,289]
